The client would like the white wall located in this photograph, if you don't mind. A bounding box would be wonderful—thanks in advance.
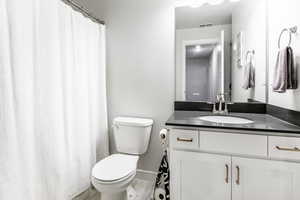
[78,0,175,172]
[268,0,300,111]
[176,25,232,101]
[231,0,267,103]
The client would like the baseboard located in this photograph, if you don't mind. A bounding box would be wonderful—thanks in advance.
[136,169,157,183]
[72,187,98,200]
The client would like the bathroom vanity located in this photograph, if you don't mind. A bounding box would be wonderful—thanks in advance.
[171,0,300,199]
[166,110,300,200]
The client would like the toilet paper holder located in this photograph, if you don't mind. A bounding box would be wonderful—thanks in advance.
[159,128,169,148]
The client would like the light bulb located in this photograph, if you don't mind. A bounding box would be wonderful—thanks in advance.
[190,0,206,8]
[195,45,202,52]
[208,0,224,5]
[175,0,231,8]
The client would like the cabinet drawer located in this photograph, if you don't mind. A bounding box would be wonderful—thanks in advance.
[200,131,268,157]
[170,129,199,150]
[269,136,300,161]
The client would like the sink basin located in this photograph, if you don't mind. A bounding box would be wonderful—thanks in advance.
[198,115,254,124]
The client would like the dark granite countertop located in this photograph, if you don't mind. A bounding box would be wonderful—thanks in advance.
[166,111,300,135]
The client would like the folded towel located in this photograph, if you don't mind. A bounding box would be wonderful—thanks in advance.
[287,47,297,89]
[273,48,288,93]
[242,58,255,90]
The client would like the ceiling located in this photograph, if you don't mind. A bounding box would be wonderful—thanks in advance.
[176,1,239,29]
[186,44,217,59]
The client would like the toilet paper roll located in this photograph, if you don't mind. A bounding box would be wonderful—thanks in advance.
[159,129,168,145]
[154,188,166,200]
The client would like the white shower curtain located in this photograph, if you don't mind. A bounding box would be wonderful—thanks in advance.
[0,0,108,199]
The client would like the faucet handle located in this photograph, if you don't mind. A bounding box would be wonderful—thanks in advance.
[216,94,222,102]
[216,94,224,102]
[207,102,218,114]
[218,93,230,102]
[224,102,234,114]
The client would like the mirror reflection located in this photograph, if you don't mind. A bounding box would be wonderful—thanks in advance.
[175,0,267,103]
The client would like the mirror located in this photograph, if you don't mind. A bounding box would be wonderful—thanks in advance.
[175,0,267,103]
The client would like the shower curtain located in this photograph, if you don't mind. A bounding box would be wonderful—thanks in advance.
[0,0,108,199]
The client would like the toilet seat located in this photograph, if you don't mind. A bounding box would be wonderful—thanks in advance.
[92,154,139,182]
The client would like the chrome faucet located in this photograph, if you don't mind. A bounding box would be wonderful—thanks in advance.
[210,93,231,115]
[217,94,225,113]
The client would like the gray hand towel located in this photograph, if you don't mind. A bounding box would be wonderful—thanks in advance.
[242,59,255,90]
[273,48,288,93]
[242,63,250,89]
[249,61,255,88]
[287,47,297,89]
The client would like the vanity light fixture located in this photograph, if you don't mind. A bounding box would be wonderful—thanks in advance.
[175,0,225,8]
[209,0,225,5]
[190,3,203,8]
[190,0,206,8]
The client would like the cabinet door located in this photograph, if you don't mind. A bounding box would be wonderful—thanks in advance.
[170,151,231,200]
[232,157,300,200]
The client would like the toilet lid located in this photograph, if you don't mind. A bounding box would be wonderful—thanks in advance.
[92,154,139,182]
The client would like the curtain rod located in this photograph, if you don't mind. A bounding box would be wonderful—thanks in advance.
[62,0,105,25]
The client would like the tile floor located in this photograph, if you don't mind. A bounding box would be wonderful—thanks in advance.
[87,178,155,200]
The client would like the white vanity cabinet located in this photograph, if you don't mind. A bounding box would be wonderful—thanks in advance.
[169,128,300,200]
[232,157,300,200]
[171,151,231,200]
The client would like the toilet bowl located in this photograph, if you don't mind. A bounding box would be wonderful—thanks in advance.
[91,117,153,200]
[92,154,139,200]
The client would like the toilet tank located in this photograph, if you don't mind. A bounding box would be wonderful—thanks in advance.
[113,117,153,155]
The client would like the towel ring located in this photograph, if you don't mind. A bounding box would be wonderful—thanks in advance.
[278,26,297,49]
[278,28,292,49]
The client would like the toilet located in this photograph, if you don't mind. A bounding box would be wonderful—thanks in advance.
[91,117,153,200]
